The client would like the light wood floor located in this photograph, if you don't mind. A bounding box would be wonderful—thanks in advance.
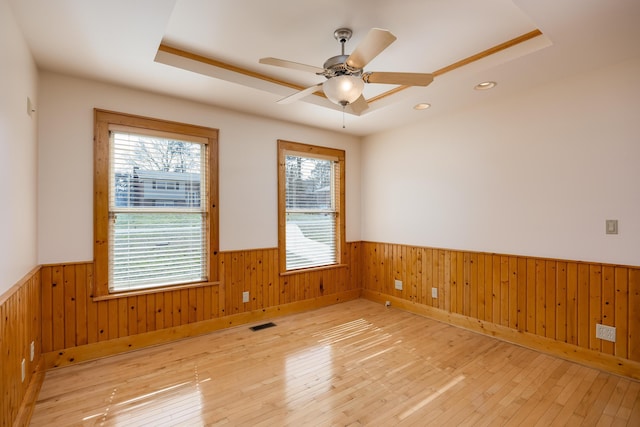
[31,299,640,426]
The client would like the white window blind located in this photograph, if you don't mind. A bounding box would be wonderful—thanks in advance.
[108,130,208,292]
[284,152,339,270]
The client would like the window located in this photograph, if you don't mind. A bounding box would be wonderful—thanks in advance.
[94,110,218,296]
[278,140,345,272]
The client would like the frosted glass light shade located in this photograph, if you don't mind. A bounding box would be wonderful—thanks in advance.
[323,75,364,106]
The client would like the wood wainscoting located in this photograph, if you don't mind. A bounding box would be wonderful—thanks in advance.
[0,267,43,427]
[40,243,362,369]
[361,242,640,380]
[6,240,640,425]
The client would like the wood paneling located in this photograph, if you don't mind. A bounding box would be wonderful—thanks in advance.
[361,242,640,378]
[8,240,640,424]
[0,267,42,427]
[40,243,361,366]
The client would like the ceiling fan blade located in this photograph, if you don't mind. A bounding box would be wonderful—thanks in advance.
[259,57,325,74]
[348,95,369,115]
[363,72,434,87]
[346,28,397,69]
[277,83,324,104]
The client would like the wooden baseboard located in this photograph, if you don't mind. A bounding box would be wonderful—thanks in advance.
[362,290,640,381]
[44,289,361,369]
[13,357,46,427]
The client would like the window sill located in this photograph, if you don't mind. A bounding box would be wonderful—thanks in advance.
[280,263,348,277]
[92,280,220,301]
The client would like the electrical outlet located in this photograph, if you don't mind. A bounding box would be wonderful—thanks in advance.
[394,279,403,290]
[30,341,35,362]
[242,291,250,303]
[21,359,26,382]
[432,287,438,298]
[595,324,616,342]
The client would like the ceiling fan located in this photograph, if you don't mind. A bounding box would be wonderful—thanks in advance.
[259,28,434,115]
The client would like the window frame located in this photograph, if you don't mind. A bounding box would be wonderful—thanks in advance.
[277,140,346,274]
[93,109,219,298]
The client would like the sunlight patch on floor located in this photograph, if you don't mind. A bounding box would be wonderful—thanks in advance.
[398,374,466,420]
[81,366,210,426]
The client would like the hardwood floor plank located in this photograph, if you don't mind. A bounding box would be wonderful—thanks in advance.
[31,299,640,426]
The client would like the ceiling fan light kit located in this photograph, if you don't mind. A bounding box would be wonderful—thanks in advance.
[260,27,434,115]
[323,75,364,106]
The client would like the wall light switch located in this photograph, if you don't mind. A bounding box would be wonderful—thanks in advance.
[606,219,618,235]
[432,288,438,299]
[242,291,249,303]
[394,280,403,291]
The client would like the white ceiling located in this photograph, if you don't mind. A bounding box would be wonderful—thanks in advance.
[9,0,640,136]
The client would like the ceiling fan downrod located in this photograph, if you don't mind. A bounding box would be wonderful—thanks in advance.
[334,28,352,56]
[323,28,361,78]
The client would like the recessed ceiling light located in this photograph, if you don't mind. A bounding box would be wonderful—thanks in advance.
[413,103,431,110]
[474,81,497,90]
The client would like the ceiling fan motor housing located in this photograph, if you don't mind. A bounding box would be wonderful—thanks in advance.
[322,55,362,78]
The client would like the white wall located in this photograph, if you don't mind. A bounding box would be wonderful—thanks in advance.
[361,58,640,266]
[33,50,640,268]
[37,72,361,264]
[0,0,38,294]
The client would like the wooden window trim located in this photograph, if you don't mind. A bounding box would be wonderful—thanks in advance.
[93,109,219,298]
[277,140,346,273]
[91,280,221,301]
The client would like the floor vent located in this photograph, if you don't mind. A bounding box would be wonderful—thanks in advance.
[249,322,276,331]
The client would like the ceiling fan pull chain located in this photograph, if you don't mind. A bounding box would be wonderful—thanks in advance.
[342,105,346,128]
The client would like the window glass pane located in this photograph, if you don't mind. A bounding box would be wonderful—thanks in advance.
[285,155,333,210]
[109,131,207,291]
[284,151,338,270]
[286,212,336,270]
[112,132,203,210]
[110,213,206,291]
